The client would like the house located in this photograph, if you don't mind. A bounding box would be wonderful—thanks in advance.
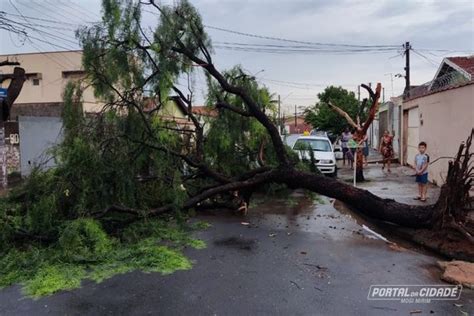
[283,115,312,135]
[144,97,217,129]
[0,50,104,178]
[0,50,103,117]
[371,96,403,160]
[402,55,474,185]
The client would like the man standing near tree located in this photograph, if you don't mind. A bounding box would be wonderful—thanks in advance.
[341,127,352,166]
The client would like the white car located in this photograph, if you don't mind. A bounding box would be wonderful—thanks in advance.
[292,135,337,177]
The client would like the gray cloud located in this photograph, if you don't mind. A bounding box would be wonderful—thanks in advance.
[0,0,472,109]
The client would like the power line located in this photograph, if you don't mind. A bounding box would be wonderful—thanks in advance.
[213,41,400,53]
[411,49,439,68]
[259,77,358,87]
[6,0,75,69]
[4,17,79,46]
[15,0,80,27]
[0,11,81,27]
[214,41,391,50]
[213,44,398,55]
[66,1,101,19]
[206,25,401,49]
[41,0,99,25]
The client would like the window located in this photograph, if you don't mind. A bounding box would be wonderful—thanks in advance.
[293,139,331,152]
[32,78,40,86]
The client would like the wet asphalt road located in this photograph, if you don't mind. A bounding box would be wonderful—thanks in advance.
[0,166,473,315]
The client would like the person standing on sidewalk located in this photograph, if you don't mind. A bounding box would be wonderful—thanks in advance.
[414,141,429,202]
[379,130,393,173]
[341,127,352,166]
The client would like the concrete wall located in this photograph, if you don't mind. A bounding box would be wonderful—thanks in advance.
[0,51,102,113]
[403,84,474,185]
[19,116,63,177]
[406,106,420,167]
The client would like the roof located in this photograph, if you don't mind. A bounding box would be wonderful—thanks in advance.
[446,56,474,78]
[406,55,474,101]
[191,106,218,117]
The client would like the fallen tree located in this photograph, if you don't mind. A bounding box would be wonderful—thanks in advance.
[3,0,473,261]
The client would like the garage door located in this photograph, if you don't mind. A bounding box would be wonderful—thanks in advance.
[407,107,419,166]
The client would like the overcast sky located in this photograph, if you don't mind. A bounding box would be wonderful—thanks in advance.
[1,0,473,115]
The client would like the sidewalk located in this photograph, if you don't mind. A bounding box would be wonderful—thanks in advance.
[367,147,383,163]
[337,163,440,206]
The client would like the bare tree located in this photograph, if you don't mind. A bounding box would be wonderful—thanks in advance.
[328,84,380,181]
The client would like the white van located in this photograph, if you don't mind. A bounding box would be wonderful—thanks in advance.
[292,135,337,177]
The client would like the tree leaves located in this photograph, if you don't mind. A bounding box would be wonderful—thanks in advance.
[305,86,363,135]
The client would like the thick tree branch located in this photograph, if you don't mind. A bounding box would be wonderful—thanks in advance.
[360,83,381,134]
[215,101,251,116]
[327,101,358,129]
[170,44,290,166]
[2,67,26,121]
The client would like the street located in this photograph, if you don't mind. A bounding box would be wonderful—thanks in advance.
[1,164,472,315]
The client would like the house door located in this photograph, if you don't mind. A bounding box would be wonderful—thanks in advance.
[406,107,420,166]
[402,110,408,164]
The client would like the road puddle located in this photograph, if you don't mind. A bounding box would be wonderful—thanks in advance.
[247,191,443,259]
[247,191,377,241]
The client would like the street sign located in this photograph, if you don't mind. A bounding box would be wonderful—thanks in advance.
[0,88,7,99]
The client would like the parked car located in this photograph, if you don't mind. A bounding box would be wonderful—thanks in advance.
[310,129,337,143]
[292,135,337,177]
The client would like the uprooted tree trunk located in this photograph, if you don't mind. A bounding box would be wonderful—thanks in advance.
[432,130,473,242]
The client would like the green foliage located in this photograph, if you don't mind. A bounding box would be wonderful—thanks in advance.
[203,66,278,177]
[191,220,212,230]
[0,218,205,298]
[305,86,362,135]
[127,241,192,274]
[152,0,211,95]
[26,195,58,235]
[59,219,112,263]
[25,265,86,298]
[79,0,143,102]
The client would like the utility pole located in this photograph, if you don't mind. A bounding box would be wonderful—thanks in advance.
[357,85,360,103]
[294,104,297,127]
[383,87,385,103]
[404,41,411,97]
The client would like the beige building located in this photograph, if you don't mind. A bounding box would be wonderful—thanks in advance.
[402,56,474,185]
[0,50,102,116]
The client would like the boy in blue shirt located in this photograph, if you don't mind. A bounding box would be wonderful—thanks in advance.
[414,142,429,202]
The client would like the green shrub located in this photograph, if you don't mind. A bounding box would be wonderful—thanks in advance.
[59,218,112,262]
[26,195,58,235]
